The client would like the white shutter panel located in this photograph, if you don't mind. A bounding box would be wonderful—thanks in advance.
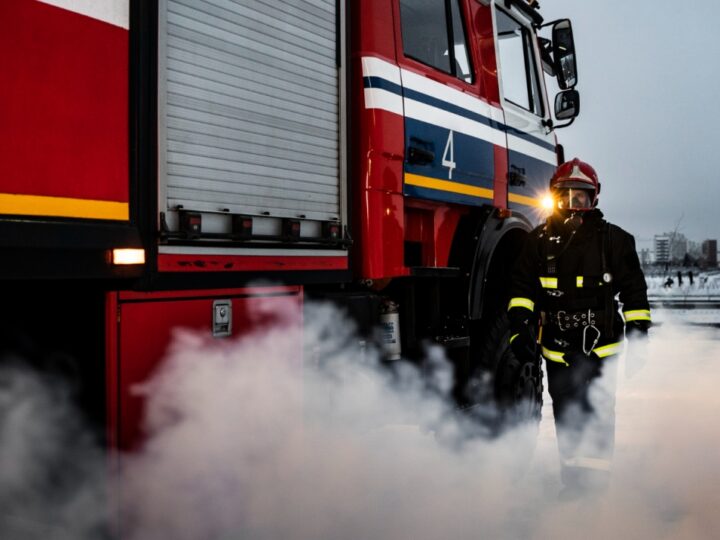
[161,0,340,222]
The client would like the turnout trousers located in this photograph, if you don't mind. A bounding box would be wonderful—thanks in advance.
[545,351,619,490]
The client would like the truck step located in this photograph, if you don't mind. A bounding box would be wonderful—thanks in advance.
[434,335,470,349]
[409,266,461,278]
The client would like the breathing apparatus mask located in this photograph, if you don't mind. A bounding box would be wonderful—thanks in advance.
[555,187,594,212]
[550,187,594,234]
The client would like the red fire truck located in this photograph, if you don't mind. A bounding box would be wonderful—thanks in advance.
[0,0,579,449]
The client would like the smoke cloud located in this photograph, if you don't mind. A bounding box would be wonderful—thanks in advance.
[0,366,106,539]
[1,303,719,539]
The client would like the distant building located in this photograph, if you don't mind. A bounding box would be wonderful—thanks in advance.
[654,235,670,263]
[655,232,688,263]
[639,248,651,266]
[702,239,718,267]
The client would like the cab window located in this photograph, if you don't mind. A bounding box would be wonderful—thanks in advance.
[400,0,474,84]
[495,8,544,115]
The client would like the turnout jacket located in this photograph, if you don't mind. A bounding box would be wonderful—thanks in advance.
[508,210,651,364]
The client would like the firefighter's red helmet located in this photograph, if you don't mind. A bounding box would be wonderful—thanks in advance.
[549,158,601,211]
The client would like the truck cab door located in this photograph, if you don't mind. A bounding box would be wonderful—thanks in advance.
[493,3,557,212]
[395,0,501,208]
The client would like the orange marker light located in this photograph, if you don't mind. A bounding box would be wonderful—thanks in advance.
[112,248,146,265]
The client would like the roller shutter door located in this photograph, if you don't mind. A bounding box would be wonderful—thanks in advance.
[160,0,340,222]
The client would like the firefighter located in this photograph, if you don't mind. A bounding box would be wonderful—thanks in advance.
[507,158,651,496]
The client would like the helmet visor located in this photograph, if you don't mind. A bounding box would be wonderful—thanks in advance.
[554,187,593,211]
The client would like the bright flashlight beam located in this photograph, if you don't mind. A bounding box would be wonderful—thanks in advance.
[540,195,554,210]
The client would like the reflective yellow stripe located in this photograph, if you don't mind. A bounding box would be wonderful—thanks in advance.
[508,297,535,312]
[593,341,624,358]
[541,346,568,365]
[509,333,519,344]
[404,173,494,200]
[0,193,129,221]
[563,457,612,472]
[543,341,623,362]
[539,276,558,289]
[507,192,541,207]
[624,309,652,322]
[576,276,584,287]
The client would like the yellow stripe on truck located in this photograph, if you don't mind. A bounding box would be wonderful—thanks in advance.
[404,173,540,208]
[0,193,129,221]
[404,173,494,200]
[507,192,540,207]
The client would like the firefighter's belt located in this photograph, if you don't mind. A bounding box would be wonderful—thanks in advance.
[549,309,604,332]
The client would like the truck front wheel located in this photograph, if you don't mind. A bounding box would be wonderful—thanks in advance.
[463,309,543,435]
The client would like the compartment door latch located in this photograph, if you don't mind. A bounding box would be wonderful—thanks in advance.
[213,299,232,337]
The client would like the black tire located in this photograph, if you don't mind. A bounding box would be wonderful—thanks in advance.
[462,310,543,435]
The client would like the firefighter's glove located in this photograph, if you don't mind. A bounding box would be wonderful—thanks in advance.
[509,320,538,365]
[625,320,650,379]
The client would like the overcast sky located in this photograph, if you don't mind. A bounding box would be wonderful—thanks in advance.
[540,1,720,250]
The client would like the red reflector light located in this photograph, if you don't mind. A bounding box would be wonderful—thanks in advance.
[232,215,253,238]
[180,211,202,238]
[323,221,341,239]
[283,219,301,239]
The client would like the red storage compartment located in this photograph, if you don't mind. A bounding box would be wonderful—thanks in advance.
[106,286,303,451]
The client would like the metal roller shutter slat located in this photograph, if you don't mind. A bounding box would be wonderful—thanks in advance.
[162,0,340,222]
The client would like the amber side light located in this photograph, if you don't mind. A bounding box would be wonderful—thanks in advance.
[112,248,146,265]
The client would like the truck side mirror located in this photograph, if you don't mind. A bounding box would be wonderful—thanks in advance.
[554,89,580,123]
[552,19,577,89]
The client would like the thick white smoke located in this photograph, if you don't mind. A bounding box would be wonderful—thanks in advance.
[116,299,546,540]
[0,366,106,540]
[1,302,720,539]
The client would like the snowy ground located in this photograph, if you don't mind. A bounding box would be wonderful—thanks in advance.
[647,271,720,300]
[645,271,720,323]
[651,307,720,326]
[647,268,720,288]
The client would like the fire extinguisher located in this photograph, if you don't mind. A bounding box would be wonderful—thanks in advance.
[380,300,401,360]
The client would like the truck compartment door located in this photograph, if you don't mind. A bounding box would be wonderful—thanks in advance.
[107,286,303,451]
[158,0,344,237]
